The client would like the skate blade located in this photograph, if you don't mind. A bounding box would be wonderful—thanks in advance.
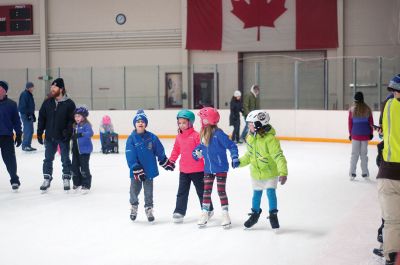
[40,189,48,194]
[272,228,280,233]
[198,224,207,228]
[12,189,19,193]
[173,218,184,224]
[222,224,231,230]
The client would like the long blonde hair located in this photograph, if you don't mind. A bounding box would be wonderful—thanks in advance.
[200,125,218,146]
[352,102,371,118]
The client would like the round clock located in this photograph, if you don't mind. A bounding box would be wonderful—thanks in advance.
[116,13,126,25]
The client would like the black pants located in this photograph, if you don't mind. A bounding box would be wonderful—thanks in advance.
[174,171,213,215]
[0,136,20,185]
[231,119,240,142]
[72,153,92,189]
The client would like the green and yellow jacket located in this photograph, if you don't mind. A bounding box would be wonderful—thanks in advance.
[239,126,288,180]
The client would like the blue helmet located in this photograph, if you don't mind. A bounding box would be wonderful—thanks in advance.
[74,106,89,117]
[177,109,195,124]
[388,74,400,92]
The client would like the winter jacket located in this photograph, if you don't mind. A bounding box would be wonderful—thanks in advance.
[348,107,373,141]
[125,130,167,180]
[18,89,35,115]
[0,96,22,136]
[72,122,93,154]
[239,126,288,180]
[229,97,243,126]
[243,86,260,117]
[37,95,76,141]
[377,98,400,181]
[170,127,204,174]
[195,128,238,174]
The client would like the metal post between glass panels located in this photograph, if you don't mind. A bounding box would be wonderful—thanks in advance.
[90,67,93,110]
[157,65,160,109]
[191,64,194,109]
[294,60,299,109]
[324,59,329,110]
[378,56,382,110]
[214,64,218,108]
[123,66,126,110]
[352,58,357,96]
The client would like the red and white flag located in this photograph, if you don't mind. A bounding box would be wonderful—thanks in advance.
[186,0,338,51]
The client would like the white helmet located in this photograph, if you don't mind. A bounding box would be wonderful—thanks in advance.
[246,110,270,130]
[233,90,241,97]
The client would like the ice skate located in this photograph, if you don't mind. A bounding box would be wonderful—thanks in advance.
[173,213,184,223]
[72,185,81,192]
[130,205,138,221]
[221,209,231,229]
[197,210,209,228]
[268,209,280,230]
[81,187,89,195]
[145,207,155,222]
[40,178,51,192]
[63,178,71,191]
[208,210,214,220]
[11,183,20,192]
[350,173,356,181]
[244,208,262,229]
[372,243,383,257]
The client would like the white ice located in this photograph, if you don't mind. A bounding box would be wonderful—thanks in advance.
[0,139,383,265]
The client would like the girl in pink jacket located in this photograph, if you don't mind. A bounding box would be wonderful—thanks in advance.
[167,109,213,223]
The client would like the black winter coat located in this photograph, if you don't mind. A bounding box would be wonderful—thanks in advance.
[229,97,243,126]
[37,95,76,141]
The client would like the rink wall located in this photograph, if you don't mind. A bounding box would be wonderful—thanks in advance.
[33,110,380,144]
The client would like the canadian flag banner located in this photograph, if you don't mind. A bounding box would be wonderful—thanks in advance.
[186,0,338,51]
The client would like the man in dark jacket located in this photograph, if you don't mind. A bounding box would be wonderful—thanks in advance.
[18,81,36,151]
[240,84,260,141]
[0,80,22,190]
[37,78,76,191]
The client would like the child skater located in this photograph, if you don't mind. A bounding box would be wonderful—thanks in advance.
[100,115,118,153]
[125,109,172,222]
[167,109,214,223]
[71,106,94,194]
[348,91,373,180]
[238,110,288,230]
[192,107,239,229]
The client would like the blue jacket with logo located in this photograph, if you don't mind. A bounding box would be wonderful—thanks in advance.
[73,122,93,154]
[125,130,167,180]
[0,96,22,136]
[195,129,238,174]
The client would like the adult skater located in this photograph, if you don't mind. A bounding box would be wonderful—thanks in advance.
[0,80,22,190]
[240,85,260,142]
[37,78,76,191]
[18,81,36,151]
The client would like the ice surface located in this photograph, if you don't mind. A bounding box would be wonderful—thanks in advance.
[0,139,383,265]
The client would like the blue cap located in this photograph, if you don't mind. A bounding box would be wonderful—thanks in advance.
[388,74,400,91]
[25,82,34,89]
[133,109,148,127]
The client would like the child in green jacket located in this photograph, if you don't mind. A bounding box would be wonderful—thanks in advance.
[238,110,288,230]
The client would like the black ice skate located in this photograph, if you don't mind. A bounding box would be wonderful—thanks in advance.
[244,208,262,229]
[11,183,20,191]
[268,209,280,230]
[40,178,52,191]
[62,175,71,191]
[373,245,383,257]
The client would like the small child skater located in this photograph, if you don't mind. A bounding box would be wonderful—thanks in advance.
[166,109,214,223]
[71,106,94,194]
[100,115,118,153]
[238,110,288,230]
[125,109,173,222]
[192,107,239,229]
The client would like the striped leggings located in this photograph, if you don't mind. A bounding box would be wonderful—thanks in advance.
[202,172,228,211]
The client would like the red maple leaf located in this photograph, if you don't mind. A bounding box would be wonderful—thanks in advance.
[231,0,287,41]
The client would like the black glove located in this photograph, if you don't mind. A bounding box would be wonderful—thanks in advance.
[27,114,33,121]
[62,129,71,141]
[32,113,36,122]
[15,134,22,147]
[71,132,83,140]
[133,165,146,182]
[370,134,373,140]
[348,136,352,141]
[160,158,175,171]
[37,133,44,145]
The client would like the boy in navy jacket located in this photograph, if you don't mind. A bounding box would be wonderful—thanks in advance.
[125,110,172,222]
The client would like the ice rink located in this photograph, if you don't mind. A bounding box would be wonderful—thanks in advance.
[0,139,383,265]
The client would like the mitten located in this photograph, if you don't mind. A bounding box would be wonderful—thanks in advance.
[369,134,373,140]
[348,135,352,141]
[15,134,22,147]
[192,149,203,161]
[160,158,175,171]
[37,133,44,145]
[32,113,36,122]
[133,165,146,182]
[279,176,287,185]
[231,157,240,168]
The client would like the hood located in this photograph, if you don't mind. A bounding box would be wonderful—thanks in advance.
[250,85,259,98]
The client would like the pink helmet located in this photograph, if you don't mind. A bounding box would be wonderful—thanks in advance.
[198,107,220,127]
[102,115,111,125]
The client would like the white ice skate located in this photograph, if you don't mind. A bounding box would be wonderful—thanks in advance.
[197,210,209,228]
[173,213,184,223]
[221,210,231,229]
[145,207,155,223]
[40,178,51,193]
[81,187,89,195]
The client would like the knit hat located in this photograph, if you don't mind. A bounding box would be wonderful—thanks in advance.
[25,82,34,89]
[0,80,9,92]
[133,109,148,127]
[354,91,364,102]
[233,90,241,97]
[388,74,400,92]
[51,78,65,89]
